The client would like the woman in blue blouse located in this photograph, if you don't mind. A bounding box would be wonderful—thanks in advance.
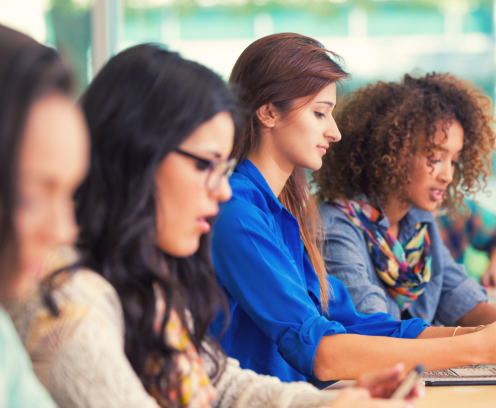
[314,74,496,327]
[211,33,496,384]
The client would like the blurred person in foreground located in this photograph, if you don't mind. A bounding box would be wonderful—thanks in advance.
[437,198,496,287]
[315,73,496,328]
[0,24,89,407]
[8,44,420,408]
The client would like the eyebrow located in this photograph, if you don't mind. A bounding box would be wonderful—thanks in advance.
[316,101,335,108]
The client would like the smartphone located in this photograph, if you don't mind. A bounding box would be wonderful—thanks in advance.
[390,364,425,399]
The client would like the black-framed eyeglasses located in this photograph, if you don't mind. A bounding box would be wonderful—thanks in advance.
[175,148,237,191]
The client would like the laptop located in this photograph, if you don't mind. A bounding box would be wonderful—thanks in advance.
[422,365,496,386]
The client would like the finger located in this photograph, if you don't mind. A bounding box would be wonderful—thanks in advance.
[405,382,424,400]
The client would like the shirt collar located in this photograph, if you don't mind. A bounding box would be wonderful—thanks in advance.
[235,159,284,214]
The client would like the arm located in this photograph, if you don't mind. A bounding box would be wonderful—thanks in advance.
[457,302,496,326]
[319,206,394,316]
[434,235,491,326]
[212,199,348,378]
[202,347,416,408]
[313,322,496,381]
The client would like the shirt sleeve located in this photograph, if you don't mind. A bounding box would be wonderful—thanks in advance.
[213,196,348,379]
[0,309,58,408]
[320,206,392,316]
[201,352,339,408]
[434,240,488,325]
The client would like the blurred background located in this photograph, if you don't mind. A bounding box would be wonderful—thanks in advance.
[1,0,496,275]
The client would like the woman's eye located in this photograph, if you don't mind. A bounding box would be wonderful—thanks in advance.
[315,112,326,119]
[194,159,210,171]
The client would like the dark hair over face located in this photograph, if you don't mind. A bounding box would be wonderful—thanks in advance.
[76,44,237,394]
[314,73,496,210]
[0,24,73,300]
[229,33,349,309]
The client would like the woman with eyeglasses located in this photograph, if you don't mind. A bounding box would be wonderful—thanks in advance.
[0,24,88,407]
[210,33,496,386]
[8,44,419,408]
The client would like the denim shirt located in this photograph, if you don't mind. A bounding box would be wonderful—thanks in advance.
[210,160,428,383]
[319,201,488,326]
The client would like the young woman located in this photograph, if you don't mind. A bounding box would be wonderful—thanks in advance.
[315,73,496,327]
[7,44,417,408]
[210,33,496,384]
[0,24,88,407]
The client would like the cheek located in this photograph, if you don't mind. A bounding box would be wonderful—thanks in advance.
[154,162,206,257]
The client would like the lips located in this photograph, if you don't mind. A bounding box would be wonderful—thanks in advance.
[317,145,328,155]
[197,212,217,234]
[429,188,445,202]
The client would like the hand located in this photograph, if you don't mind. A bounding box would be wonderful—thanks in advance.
[481,268,496,287]
[354,363,424,400]
[330,388,415,408]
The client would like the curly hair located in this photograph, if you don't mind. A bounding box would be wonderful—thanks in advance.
[314,73,495,211]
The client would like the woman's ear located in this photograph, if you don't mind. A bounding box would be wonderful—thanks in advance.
[256,103,277,128]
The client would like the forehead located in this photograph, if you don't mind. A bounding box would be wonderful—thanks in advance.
[433,120,464,152]
[19,93,88,185]
[311,82,337,103]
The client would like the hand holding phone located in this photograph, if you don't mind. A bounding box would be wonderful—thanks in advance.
[390,364,425,399]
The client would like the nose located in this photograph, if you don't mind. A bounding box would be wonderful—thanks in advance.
[211,176,232,203]
[48,198,78,249]
[438,160,454,185]
[325,116,341,143]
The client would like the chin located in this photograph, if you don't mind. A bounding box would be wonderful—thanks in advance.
[159,237,200,258]
[301,158,323,171]
[413,201,439,213]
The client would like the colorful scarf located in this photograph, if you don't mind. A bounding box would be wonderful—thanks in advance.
[331,196,432,311]
[143,283,216,408]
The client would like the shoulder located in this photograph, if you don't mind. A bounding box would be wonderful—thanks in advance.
[317,201,365,240]
[216,174,273,230]
[8,267,124,354]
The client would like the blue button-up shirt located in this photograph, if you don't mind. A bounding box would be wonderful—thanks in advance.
[211,160,428,383]
[319,201,488,326]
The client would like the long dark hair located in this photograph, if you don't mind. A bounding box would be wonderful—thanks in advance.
[0,24,73,301]
[229,33,349,309]
[76,44,236,395]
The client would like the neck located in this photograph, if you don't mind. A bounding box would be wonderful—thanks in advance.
[247,135,295,197]
[381,195,411,238]
[248,149,293,197]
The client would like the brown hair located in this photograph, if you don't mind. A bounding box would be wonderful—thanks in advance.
[229,33,349,309]
[314,73,495,212]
